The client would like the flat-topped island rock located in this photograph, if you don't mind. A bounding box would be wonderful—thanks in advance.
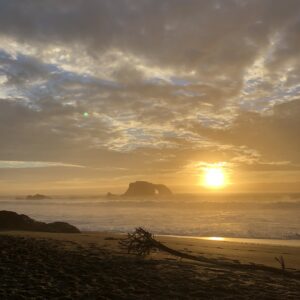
[123,181,173,197]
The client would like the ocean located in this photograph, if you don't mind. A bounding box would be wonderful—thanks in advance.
[1,194,299,244]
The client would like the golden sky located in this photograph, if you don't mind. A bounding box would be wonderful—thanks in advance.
[0,0,300,194]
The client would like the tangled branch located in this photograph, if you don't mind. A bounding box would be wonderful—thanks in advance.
[119,227,300,279]
[119,227,159,257]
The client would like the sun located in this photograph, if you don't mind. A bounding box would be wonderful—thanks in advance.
[203,167,226,188]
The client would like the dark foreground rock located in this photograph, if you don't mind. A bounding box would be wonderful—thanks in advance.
[0,211,80,233]
[123,181,173,197]
[0,234,299,299]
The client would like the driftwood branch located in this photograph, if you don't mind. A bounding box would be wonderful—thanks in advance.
[275,256,286,271]
[119,228,300,279]
[119,227,157,257]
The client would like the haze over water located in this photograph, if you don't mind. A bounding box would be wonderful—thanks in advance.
[2,194,299,243]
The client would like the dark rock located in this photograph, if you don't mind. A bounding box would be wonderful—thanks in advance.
[286,233,300,239]
[123,181,172,197]
[106,192,117,199]
[0,211,80,233]
[45,222,80,233]
[155,184,173,196]
[26,194,51,200]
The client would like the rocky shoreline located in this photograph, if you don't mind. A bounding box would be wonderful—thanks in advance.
[0,211,80,233]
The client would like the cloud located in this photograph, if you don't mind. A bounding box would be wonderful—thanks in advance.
[192,99,300,165]
[0,0,300,191]
[0,160,84,169]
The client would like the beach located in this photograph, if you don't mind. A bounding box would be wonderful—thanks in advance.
[0,231,299,299]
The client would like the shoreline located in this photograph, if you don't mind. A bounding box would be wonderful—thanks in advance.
[157,234,300,247]
[73,230,300,247]
[2,230,300,269]
[0,230,299,299]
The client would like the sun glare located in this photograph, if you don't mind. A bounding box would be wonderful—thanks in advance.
[206,237,225,241]
[203,167,226,188]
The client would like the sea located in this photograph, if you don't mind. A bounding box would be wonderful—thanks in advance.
[1,193,300,246]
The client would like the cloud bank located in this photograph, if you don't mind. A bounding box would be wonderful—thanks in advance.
[0,0,300,192]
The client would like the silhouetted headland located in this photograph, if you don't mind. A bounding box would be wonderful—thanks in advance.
[0,211,80,233]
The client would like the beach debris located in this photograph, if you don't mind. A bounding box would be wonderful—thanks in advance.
[120,228,299,278]
[275,256,286,271]
[119,227,156,257]
[119,227,210,260]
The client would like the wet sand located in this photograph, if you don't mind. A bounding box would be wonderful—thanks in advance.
[0,231,299,299]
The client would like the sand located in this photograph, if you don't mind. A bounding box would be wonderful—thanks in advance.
[0,231,299,299]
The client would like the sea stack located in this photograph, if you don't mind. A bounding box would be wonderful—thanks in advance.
[123,181,173,197]
[26,194,51,200]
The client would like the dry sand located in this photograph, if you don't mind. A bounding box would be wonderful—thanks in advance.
[0,231,299,299]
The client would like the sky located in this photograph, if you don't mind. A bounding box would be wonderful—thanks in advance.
[0,0,300,195]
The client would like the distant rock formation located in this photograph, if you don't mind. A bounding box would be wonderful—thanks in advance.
[106,192,118,199]
[286,233,300,240]
[123,181,173,197]
[26,194,51,200]
[0,211,80,233]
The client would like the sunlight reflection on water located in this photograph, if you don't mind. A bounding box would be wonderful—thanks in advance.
[204,237,225,241]
[167,235,300,247]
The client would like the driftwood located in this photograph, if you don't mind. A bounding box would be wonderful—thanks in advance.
[119,227,300,279]
[275,255,286,271]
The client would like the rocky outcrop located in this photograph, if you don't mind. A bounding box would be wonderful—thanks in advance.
[0,211,80,233]
[154,184,173,196]
[106,192,118,199]
[26,194,51,200]
[123,181,173,197]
